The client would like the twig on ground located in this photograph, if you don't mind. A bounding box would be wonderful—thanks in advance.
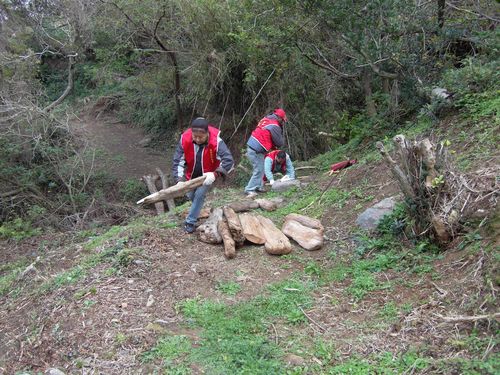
[299,306,326,332]
[435,312,500,322]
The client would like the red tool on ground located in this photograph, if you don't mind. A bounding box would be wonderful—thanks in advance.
[330,159,357,173]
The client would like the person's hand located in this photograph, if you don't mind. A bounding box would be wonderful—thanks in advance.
[269,179,275,186]
[280,175,291,182]
[175,179,185,186]
[203,172,216,186]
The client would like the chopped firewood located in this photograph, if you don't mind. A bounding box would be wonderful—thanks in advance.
[284,213,324,232]
[255,198,277,211]
[197,207,223,244]
[218,219,236,259]
[282,219,323,251]
[257,215,292,255]
[229,200,260,213]
[137,175,206,205]
[222,206,245,246]
[239,213,266,244]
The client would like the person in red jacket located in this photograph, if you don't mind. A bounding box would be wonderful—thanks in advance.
[172,117,234,233]
[264,150,295,185]
[244,108,287,196]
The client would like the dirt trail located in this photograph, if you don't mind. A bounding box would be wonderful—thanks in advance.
[81,114,172,181]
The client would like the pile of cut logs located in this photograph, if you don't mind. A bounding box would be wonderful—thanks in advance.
[137,175,325,259]
[196,201,324,259]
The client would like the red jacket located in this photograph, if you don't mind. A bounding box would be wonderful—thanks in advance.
[266,150,287,174]
[250,116,281,151]
[181,126,220,180]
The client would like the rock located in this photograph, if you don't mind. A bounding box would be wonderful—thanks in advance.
[146,294,155,307]
[137,136,153,147]
[356,197,398,230]
[45,369,66,375]
[272,179,301,192]
[284,353,306,366]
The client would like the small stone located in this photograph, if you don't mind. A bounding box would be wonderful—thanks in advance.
[146,295,154,307]
[137,136,153,147]
[121,302,128,308]
[284,354,306,366]
[356,196,398,231]
[45,369,66,375]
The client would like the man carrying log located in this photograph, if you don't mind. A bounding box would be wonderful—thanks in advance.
[172,117,234,233]
[244,108,287,197]
[264,150,295,186]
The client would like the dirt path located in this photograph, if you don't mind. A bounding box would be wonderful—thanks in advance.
[81,114,172,181]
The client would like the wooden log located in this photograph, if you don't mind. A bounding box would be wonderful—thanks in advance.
[284,213,324,232]
[218,219,236,259]
[255,198,277,211]
[137,175,206,205]
[155,168,176,211]
[257,215,292,255]
[222,206,245,246]
[197,208,223,244]
[229,200,260,213]
[239,213,266,244]
[182,207,211,220]
[282,219,323,251]
[141,175,164,215]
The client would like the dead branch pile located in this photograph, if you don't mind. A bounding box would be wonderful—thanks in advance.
[376,135,498,245]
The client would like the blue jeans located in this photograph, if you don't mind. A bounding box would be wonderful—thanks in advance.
[186,184,211,225]
[244,146,265,193]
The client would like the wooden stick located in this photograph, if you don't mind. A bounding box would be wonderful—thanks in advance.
[141,175,164,214]
[137,175,206,205]
[155,168,176,211]
[218,219,236,259]
[222,206,245,245]
[436,312,500,322]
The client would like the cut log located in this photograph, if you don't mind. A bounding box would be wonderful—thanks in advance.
[284,213,324,232]
[222,206,245,246]
[217,219,236,259]
[255,198,277,211]
[197,208,223,244]
[229,200,260,213]
[182,207,211,220]
[141,175,164,215]
[271,179,301,192]
[155,168,176,211]
[137,176,206,205]
[282,219,324,251]
[257,215,292,255]
[239,213,266,244]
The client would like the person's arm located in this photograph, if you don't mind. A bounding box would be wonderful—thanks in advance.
[264,157,274,182]
[266,124,284,148]
[171,141,186,183]
[285,155,295,179]
[215,139,234,176]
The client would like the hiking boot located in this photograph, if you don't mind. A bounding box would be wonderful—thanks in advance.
[256,187,266,193]
[183,222,196,234]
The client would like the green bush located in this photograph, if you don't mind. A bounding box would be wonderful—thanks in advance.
[0,218,41,241]
[119,179,149,202]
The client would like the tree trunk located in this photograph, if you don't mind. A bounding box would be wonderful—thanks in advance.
[437,0,446,29]
[141,175,164,215]
[362,68,377,117]
[229,200,260,213]
[255,198,277,211]
[44,55,76,113]
[222,206,245,245]
[137,176,206,205]
[218,219,236,259]
[155,168,176,211]
[198,208,223,244]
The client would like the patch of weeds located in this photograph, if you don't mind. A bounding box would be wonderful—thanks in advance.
[119,178,149,202]
[84,225,125,250]
[304,261,322,277]
[115,247,142,267]
[0,268,23,296]
[115,332,127,345]
[73,286,97,300]
[215,280,241,296]
[377,302,399,323]
[83,299,97,309]
[142,334,192,363]
[347,271,378,300]
[39,266,86,293]
[0,217,41,241]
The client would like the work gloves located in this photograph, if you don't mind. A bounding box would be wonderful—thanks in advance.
[269,179,275,186]
[280,175,291,182]
[203,172,216,186]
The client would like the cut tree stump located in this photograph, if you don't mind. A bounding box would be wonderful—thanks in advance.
[155,168,176,211]
[282,213,324,251]
[258,215,292,255]
[218,219,236,259]
[137,176,206,205]
[222,206,245,246]
[141,175,164,215]
[197,208,223,244]
[255,198,277,211]
[239,213,266,244]
[229,200,260,213]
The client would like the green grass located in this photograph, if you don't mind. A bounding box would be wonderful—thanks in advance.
[215,280,242,296]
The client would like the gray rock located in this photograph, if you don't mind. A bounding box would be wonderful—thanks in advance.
[137,136,153,147]
[271,179,301,192]
[45,369,66,375]
[356,197,398,231]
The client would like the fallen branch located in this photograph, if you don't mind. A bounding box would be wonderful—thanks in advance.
[436,312,500,322]
[137,176,206,205]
